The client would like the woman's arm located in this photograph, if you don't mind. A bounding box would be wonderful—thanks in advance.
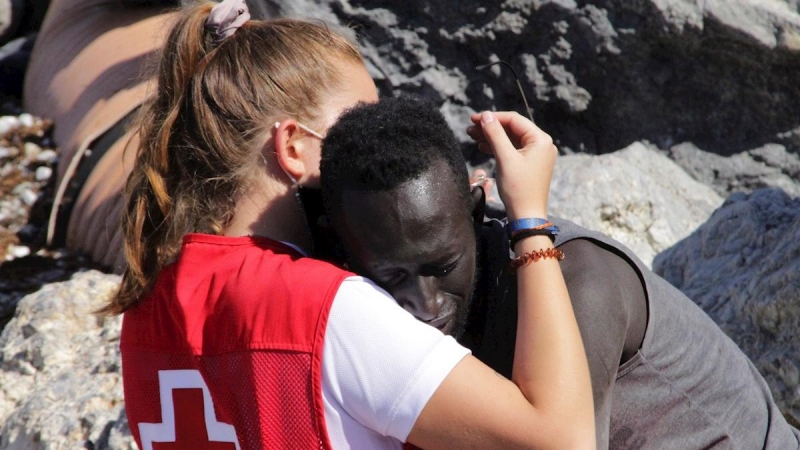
[406,111,595,449]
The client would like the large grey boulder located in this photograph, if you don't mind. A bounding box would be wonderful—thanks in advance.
[0,270,133,450]
[654,189,800,427]
[273,0,800,158]
[667,142,800,199]
[549,141,723,267]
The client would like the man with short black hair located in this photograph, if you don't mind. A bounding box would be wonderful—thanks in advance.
[319,96,800,449]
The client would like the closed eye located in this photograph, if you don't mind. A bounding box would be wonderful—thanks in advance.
[426,260,459,278]
[380,270,407,287]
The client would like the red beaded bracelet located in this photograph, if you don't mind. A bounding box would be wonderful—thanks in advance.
[508,248,565,273]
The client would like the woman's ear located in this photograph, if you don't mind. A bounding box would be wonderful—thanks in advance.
[273,120,314,185]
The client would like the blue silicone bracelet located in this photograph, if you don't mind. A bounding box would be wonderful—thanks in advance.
[506,217,551,237]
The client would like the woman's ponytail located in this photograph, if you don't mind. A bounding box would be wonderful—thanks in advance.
[103,3,217,315]
[102,3,365,315]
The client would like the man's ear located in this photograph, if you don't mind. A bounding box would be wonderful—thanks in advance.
[316,213,349,266]
[273,120,312,184]
[470,186,486,231]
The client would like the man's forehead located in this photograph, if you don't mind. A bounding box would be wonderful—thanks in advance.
[340,175,460,231]
[336,175,469,258]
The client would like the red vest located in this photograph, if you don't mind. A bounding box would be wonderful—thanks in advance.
[121,234,352,450]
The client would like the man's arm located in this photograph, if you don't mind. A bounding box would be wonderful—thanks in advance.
[558,238,647,449]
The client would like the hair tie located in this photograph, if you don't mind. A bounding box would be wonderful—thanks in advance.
[205,0,251,43]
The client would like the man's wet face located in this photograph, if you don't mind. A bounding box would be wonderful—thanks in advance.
[333,163,477,337]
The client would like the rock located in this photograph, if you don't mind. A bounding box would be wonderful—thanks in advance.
[288,0,800,157]
[22,141,40,160]
[18,187,36,206]
[16,112,32,128]
[0,109,58,261]
[5,244,28,259]
[0,270,133,449]
[34,148,56,163]
[0,115,19,135]
[668,142,800,198]
[548,141,723,267]
[654,189,800,426]
[33,165,50,181]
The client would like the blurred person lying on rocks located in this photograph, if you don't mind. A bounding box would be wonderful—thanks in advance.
[100,1,597,449]
[22,0,279,271]
[318,96,800,450]
[22,0,190,271]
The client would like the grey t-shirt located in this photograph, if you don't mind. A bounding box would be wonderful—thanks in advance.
[468,217,799,449]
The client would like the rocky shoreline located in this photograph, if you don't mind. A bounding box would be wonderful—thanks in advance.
[0,102,99,327]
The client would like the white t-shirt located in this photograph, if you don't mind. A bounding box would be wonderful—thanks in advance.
[322,276,470,449]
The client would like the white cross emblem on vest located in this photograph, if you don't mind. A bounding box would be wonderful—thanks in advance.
[138,369,242,450]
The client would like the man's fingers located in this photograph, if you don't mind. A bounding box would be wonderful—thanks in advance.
[467,125,483,139]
